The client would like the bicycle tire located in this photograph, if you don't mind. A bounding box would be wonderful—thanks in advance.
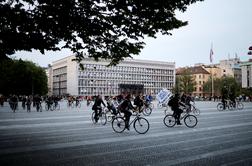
[142,107,152,116]
[106,110,114,122]
[112,117,126,133]
[217,103,224,111]
[100,112,107,125]
[163,114,176,127]
[236,102,243,110]
[184,115,197,128]
[149,103,154,109]
[134,117,149,134]
[91,112,96,124]
[192,106,200,116]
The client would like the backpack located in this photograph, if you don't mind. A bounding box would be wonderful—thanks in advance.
[117,100,128,111]
[168,97,175,107]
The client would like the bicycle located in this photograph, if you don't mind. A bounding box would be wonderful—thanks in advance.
[112,111,150,134]
[142,102,153,116]
[91,107,107,125]
[187,102,200,116]
[163,109,198,128]
[217,100,244,111]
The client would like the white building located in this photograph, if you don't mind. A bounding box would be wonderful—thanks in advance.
[240,60,252,88]
[50,55,175,96]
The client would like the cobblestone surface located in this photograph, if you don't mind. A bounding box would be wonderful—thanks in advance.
[0,101,252,166]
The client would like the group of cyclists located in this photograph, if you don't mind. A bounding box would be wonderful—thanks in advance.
[91,93,153,130]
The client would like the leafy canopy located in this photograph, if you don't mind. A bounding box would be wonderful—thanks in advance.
[0,0,203,65]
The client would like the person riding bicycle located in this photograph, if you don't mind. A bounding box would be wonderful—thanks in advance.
[106,96,117,115]
[92,95,106,123]
[119,94,135,130]
[134,93,144,112]
[168,94,183,125]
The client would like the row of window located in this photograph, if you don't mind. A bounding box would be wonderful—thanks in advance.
[53,67,67,76]
[78,80,173,88]
[78,73,174,82]
[81,64,174,75]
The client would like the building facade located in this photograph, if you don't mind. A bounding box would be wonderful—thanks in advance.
[217,58,242,85]
[50,55,175,96]
[240,60,252,88]
[176,66,210,97]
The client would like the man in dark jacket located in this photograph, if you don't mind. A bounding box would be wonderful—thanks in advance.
[168,94,183,125]
[120,94,135,130]
[92,95,106,122]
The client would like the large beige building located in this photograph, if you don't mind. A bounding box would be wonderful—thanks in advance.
[176,66,210,97]
[49,55,175,96]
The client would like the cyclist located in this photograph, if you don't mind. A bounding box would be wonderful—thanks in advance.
[168,94,183,125]
[106,96,117,115]
[120,94,135,130]
[185,94,193,111]
[134,93,144,112]
[92,95,106,123]
[26,96,32,112]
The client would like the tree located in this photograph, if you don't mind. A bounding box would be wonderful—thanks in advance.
[175,69,196,94]
[0,59,48,95]
[0,0,203,66]
[203,77,222,96]
[203,76,241,97]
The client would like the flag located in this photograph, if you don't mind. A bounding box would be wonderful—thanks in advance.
[210,46,213,63]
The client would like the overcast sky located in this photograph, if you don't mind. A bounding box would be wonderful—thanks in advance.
[13,0,252,68]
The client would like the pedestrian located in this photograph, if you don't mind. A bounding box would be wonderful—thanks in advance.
[26,96,32,112]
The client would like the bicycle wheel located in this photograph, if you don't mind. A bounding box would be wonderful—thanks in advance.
[149,103,154,109]
[184,115,197,128]
[99,112,107,125]
[217,103,224,111]
[192,106,200,116]
[106,110,114,122]
[237,102,244,110]
[134,117,149,134]
[91,112,96,124]
[142,107,152,116]
[163,114,176,127]
[112,117,126,133]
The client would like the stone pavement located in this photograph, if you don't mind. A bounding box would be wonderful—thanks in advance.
[0,101,252,166]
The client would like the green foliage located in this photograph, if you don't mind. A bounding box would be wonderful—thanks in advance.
[203,76,241,97]
[0,59,48,95]
[203,77,222,96]
[0,0,203,65]
[175,69,196,94]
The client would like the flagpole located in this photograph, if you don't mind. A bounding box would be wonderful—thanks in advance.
[210,43,214,99]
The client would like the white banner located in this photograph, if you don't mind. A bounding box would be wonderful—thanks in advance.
[156,89,172,104]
